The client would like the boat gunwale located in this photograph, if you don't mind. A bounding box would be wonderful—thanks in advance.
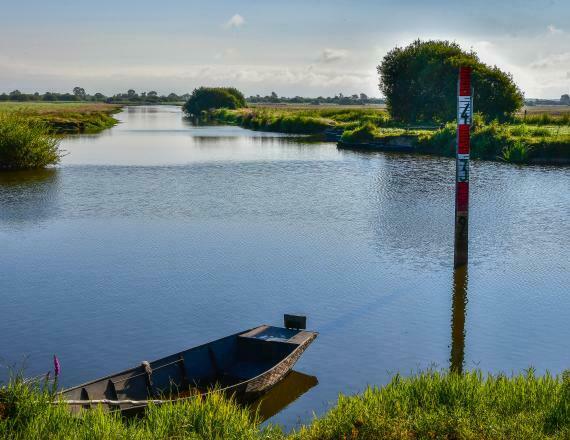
[59,326,317,408]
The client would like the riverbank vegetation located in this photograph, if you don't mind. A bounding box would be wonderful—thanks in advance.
[210,106,569,163]
[0,113,60,169]
[416,120,570,163]
[2,369,569,439]
[212,106,395,134]
[182,87,246,117]
[0,102,122,134]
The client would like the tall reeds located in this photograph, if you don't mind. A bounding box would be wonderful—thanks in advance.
[0,113,61,169]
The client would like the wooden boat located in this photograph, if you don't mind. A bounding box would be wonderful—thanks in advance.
[60,316,317,415]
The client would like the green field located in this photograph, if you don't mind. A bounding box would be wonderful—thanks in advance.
[0,102,122,134]
[2,369,570,439]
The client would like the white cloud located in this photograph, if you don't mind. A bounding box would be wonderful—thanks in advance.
[547,24,563,35]
[224,14,245,29]
[530,52,570,69]
[320,48,348,63]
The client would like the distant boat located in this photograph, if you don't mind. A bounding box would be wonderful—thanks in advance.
[60,316,317,415]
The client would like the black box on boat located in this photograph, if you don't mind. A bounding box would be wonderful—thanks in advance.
[284,314,306,330]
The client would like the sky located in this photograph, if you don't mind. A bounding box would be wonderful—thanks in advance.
[1,0,569,98]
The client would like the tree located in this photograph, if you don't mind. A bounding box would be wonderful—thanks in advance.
[378,40,524,122]
[182,87,246,116]
[561,94,570,105]
[73,87,86,100]
[127,89,137,99]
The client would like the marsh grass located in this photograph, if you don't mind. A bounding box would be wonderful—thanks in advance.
[2,369,570,439]
[502,140,532,163]
[0,374,282,440]
[293,369,570,440]
[213,107,569,163]
[417,121,570,163]
[0,102,121,134]
[0,113,61,169]
[212,107,395,135]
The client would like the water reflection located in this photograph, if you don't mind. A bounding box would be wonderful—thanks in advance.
[250,371,318,422]
[450,265,468,373]
[0,168,60,224]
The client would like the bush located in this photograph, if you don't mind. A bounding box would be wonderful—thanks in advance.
[0,113,60,169]
[378,40,524,123]
[502,140,532,163]
[340,123,379,143]
[182,87,246,116]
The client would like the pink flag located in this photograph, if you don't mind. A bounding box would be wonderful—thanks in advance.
[53,355,61,376]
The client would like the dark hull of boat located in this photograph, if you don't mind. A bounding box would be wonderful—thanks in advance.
[60,325,317,414]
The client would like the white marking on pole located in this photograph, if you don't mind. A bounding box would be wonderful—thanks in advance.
[458,96,472,124]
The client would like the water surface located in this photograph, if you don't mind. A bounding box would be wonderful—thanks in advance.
[1,106,569,429]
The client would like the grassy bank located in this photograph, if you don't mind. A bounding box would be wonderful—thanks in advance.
[2,369,569,439]
[0,102,122,134]
[211,106,570,164]
[211,106,396,134]
[415,121,570,163]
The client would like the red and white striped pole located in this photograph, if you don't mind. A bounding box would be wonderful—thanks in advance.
[454,66,472,268]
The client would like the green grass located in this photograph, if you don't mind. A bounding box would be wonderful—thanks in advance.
[2,369,570,439]
[0,375,281,440]
[417,121,570,163]
[0,102,122,134]
[211,107,569,164]
[211,107,396,134]
[0,113,61,169]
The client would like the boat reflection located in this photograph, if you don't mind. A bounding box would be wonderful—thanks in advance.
[250,371,318,422]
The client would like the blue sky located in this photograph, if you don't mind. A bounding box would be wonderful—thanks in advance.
[1,0,569,98]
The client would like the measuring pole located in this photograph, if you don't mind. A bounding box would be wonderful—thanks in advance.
[454,67,472,268]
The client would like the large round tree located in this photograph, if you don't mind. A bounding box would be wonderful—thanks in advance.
[378,40,524,123]
[183,87,246,116]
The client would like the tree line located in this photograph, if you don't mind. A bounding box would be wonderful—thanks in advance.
[247,92,384,105]
[0,88,190,103]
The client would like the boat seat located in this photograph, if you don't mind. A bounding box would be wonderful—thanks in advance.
[239,325,300,342]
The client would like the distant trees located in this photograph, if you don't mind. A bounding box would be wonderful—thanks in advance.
[561,94,570,105]
[0,89,190,104]
[246,93,384,105]
[182,87,246,116]
[378,40,524,122]
[73,87,86,100]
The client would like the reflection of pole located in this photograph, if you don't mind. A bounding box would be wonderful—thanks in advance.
[450,265,468,373]
[454,66,472,268]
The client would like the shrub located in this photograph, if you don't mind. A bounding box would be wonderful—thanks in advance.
[182,87,246,116]
[340,123,379,143]
[0,113,60,169]
[502,140,532,163]
[378,40,524,123]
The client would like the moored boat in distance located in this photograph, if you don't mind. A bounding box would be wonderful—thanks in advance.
[60,315,317,415]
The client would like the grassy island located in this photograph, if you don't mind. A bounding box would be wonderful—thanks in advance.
[2,369,569,439]
[211,105,570,164]
[0,102,122,134]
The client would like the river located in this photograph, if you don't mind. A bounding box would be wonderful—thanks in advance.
[1,105,569,429]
